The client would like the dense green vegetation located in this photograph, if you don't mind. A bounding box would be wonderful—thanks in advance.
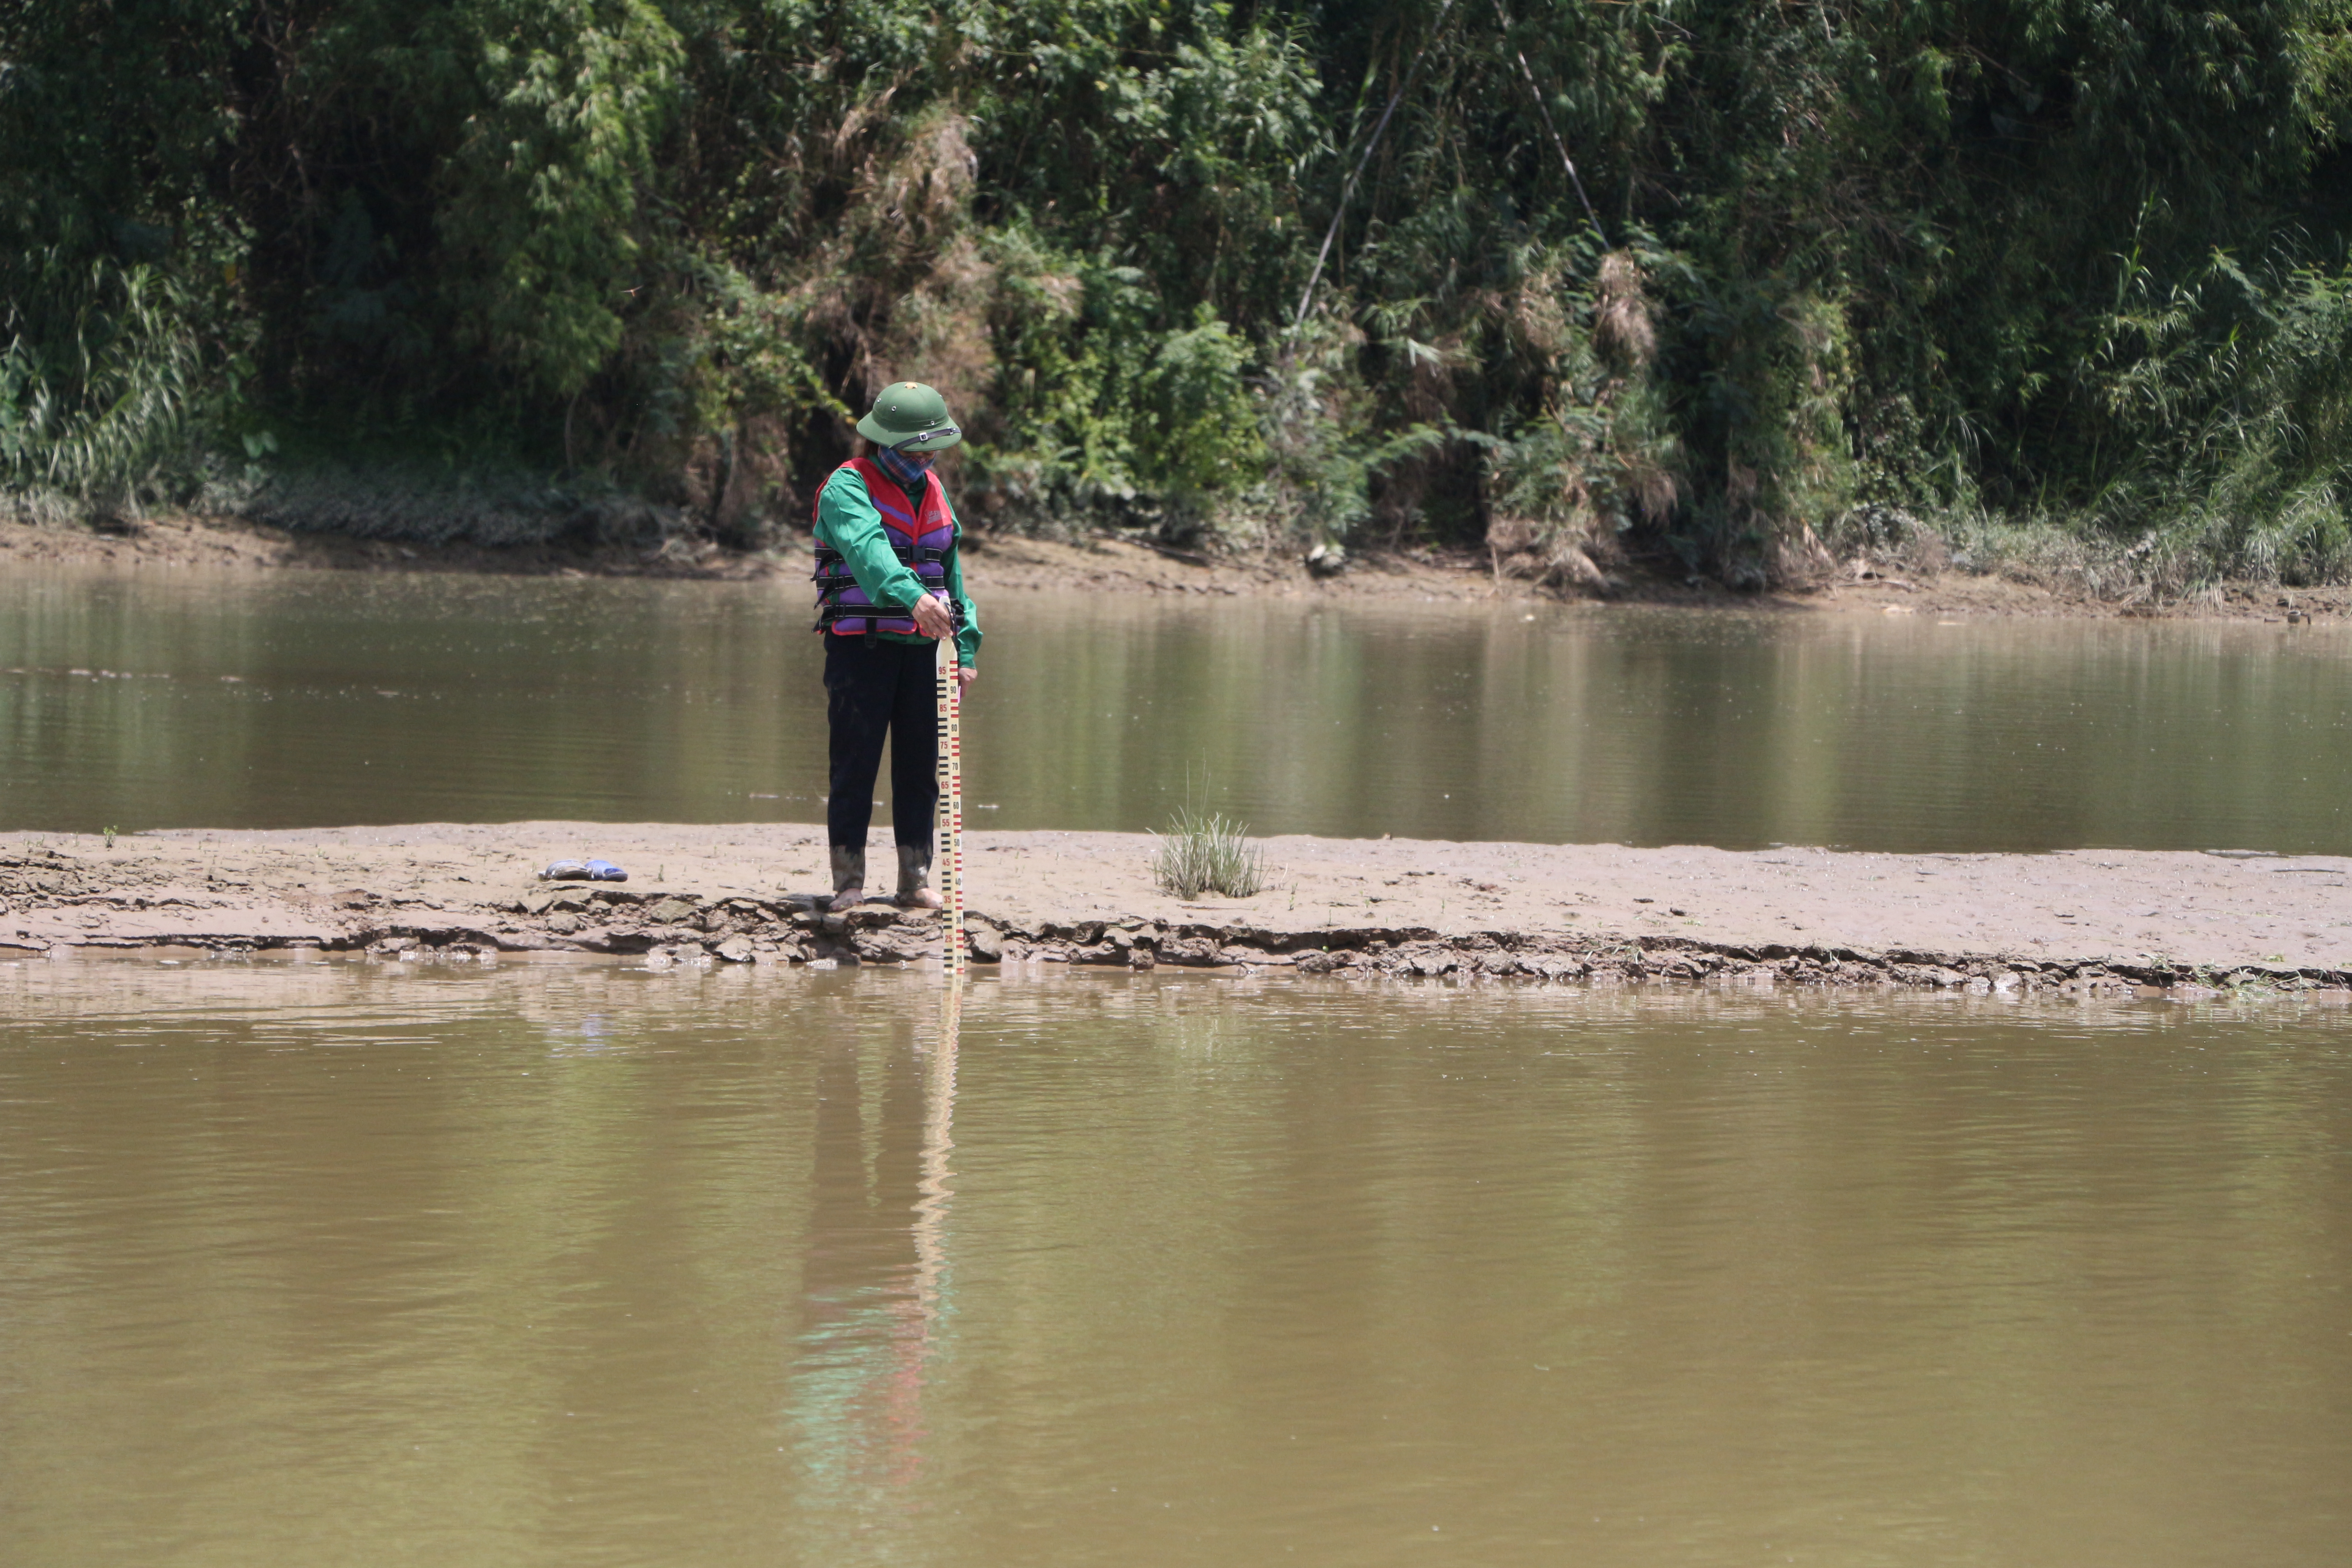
[10,1,2352,587]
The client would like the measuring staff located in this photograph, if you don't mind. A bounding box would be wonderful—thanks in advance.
[810,381,982,914]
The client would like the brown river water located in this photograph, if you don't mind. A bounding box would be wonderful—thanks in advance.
[5,957,2348,1567]
[5,568,2352,851]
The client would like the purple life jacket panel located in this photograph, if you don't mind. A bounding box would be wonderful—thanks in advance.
[811,456,959,637]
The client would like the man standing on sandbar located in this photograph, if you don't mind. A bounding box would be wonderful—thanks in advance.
[811,381,982,911]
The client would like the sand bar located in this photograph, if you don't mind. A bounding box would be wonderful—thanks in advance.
[5,823,2349,996]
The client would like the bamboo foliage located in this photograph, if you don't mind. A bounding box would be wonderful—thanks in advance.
[0,257,201,501]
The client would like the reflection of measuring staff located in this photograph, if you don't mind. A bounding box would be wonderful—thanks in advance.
[913,980,960,1310]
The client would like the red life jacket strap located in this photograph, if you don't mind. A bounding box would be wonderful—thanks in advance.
[811,458,954,543]
[808,457,960,638]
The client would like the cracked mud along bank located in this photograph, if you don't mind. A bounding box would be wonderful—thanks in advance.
[6,823,2352,999]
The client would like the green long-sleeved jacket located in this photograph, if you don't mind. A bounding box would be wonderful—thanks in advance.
[811,465,981,668]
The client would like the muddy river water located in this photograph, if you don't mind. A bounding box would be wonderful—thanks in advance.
[5,960,2348,1567]
[5,568,2351,851]
[7,568,2351,1563]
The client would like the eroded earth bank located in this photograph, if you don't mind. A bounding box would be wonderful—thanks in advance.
[6,823,2350,999]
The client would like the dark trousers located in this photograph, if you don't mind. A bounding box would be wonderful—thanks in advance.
[823,635,938,853]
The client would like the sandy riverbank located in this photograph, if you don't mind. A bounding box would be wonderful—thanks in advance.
[6,823,2348,996]
[5,510,2343,622]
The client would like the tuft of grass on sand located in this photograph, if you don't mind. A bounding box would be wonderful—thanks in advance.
[1152,807,1267,899]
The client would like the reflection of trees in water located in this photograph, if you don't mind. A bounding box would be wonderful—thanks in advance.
[784,985,960,1519]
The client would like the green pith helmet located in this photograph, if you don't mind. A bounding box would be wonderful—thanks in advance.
[855,381,962,452]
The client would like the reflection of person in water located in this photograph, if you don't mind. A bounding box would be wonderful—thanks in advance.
[784,995,960,1511]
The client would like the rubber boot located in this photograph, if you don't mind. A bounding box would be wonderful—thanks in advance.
[828,845,866,912]
[895,843,941,910]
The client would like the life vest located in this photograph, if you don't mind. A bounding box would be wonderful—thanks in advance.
[810,456,961,637]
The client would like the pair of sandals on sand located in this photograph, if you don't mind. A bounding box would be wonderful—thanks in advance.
[540,859,628,882]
